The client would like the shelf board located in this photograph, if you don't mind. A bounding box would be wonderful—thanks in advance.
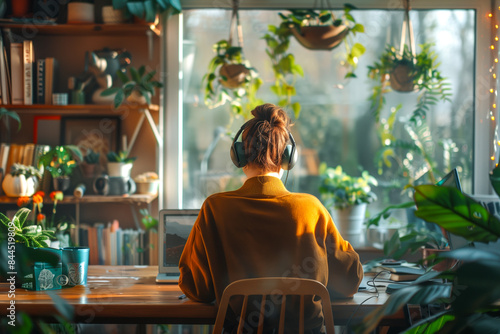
[0,22,160,37]
[0,194,157,205]
[0,104,159,115]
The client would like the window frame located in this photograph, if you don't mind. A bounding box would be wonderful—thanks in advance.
[161,0,496,209]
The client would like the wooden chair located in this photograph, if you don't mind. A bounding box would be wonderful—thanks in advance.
[213,277,335,334]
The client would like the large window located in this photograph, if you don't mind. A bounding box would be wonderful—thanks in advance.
[163,1,495,214]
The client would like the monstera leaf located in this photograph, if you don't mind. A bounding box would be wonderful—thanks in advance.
[413,185,500,243]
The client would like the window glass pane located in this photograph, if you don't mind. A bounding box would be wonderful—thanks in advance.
[181,9,474,216]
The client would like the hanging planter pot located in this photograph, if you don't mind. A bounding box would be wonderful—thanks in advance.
[290,25,349,50]
[219,63,250,89]
[389,62,416,92]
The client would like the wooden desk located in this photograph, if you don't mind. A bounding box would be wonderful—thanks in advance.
[0,266,406,327]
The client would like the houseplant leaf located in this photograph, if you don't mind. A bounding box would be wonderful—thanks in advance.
[413,185,500,243]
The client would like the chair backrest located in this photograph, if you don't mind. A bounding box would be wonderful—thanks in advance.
[213,277,335,334]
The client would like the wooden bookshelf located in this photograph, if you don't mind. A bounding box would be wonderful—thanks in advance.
[0,104,159,115]
[0,193,157,205]
[0,22,160,37]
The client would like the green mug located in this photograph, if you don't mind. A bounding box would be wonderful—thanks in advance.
[61,247,90,286]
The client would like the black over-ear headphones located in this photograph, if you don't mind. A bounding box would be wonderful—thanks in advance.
[230,121,298,170]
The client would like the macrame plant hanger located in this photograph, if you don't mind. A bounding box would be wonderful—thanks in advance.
[399,0,416,61]
[390,0,417,92]
[228,0,244,51]
[219,0,249,89]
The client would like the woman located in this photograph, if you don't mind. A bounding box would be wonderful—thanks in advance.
[179,103,363,332]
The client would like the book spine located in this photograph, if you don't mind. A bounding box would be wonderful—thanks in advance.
[36,59,45,104]
[23,40,33,105]
[0,28,10,104]
[10,43,23,105]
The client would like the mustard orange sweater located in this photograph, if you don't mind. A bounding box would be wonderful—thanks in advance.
[179,176,363,306]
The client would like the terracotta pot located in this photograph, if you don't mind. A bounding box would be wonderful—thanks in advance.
[219,64,249,89]
[11,0,32,18]
[290,25,349,50]
[390,63,416,92]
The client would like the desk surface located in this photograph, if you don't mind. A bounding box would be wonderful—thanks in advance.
[0,266,406,326]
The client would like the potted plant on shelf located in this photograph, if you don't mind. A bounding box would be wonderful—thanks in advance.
[1,164,42,198]
[318,163,378,245]
[280,5,365,77]
[203,39,263,120]
[134,171,159,195]
[81,148,100,178]
[101,65,163,109]
[106,150,136,177]
[111,0,182,23]
[38,145,83,193]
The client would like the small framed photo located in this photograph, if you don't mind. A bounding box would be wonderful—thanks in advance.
[61,116,121,167]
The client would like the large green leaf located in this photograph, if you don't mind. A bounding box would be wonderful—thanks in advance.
[355,283,452,333]
[413,185,500,243]
[404,313,455,334]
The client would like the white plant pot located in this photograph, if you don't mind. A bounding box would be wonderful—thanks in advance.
[126,91,150,106]
[107,162,133,177]
[331,203,367,246]
[67,3,95,24]
[135,180,159,195]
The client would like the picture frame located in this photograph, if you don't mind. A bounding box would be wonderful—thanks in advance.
[61,116,121,167]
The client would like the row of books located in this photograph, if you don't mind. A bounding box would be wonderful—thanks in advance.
[75,221,159,266]
[0,143,50,176]
[0,28,57,105]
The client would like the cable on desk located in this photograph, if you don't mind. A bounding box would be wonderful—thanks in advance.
[342,271,388,334]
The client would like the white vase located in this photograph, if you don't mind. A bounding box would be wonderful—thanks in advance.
[107,162,133,177]
[331,203,367,246]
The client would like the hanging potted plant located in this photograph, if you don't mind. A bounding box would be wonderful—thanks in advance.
[279,5,365,75]
[367,0,451,122]
[203,1,263,120]
[318,163,378,245]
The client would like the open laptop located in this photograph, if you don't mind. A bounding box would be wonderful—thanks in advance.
[156,209,199,283]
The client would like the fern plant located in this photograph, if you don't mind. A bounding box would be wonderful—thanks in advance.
[0,208,54,248]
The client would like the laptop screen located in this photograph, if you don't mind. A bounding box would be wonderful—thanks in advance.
[158,209,199,270]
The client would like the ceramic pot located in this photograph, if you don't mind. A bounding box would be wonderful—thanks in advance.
[219,64,249,89]
[107,162,133,177]
[67,2,95,24]
[331,203,367,246]
[390,63,416,92]
[135,180,159,195]
[290,25,349,50]
[53,176,71,193]
[11,0,31,17]
[126,90,149,106]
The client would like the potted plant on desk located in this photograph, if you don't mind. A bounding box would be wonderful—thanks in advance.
[355,170,500,334]
[319,163,378,245]
[0,208,65,291]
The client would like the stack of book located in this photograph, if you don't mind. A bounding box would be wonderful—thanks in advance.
[76,220,159,266]
[367,264,426,282]
[0,28,58,105]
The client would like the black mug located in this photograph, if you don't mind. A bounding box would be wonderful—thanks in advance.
[93,175,136,195]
